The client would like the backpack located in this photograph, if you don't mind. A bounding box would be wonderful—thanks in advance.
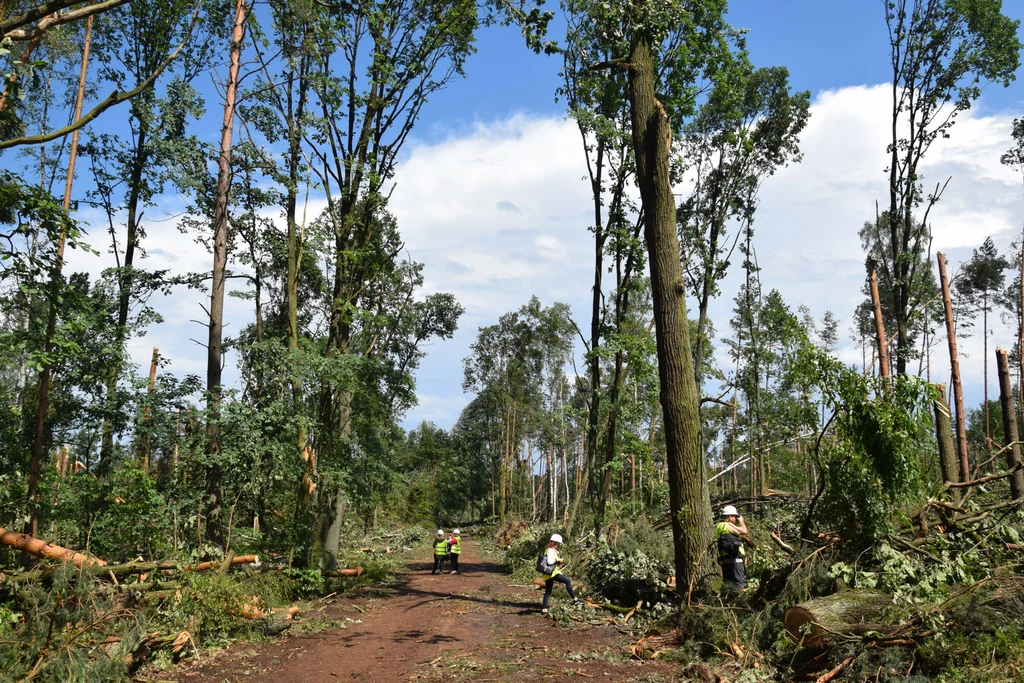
[535,550,555,575]
[717,532,742,561]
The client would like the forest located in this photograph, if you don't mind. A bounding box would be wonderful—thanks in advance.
[1,0,1024,681]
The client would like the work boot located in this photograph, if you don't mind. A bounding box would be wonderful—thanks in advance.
[450,570,458,574]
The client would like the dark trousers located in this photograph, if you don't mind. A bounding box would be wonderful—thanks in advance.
[721,558,746,590]
[542,574,575,608]
[450,554,459,572]
[433,554,446,573]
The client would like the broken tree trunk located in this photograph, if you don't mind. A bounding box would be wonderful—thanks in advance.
[932,383,962,502]
[937,253,970,482]
[868,261,890,378]
[2,555,258,585]
[784,590,893,648]
[995,348,1024,505]
[0,528,106,567]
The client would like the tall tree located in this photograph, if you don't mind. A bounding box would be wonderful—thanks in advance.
[204,0,247,547]
[90,0,219,464]
[26,10,93,537]
[882,0,1021,374]
[1000,119,1024,414]
[306,0,477,563]
[957,237,1008,463]
[679,62,809,387]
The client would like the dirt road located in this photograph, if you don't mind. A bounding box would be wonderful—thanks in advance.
[163,542,677,682]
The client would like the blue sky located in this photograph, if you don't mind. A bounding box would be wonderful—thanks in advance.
[408,1,1024,142]
[387,1,1024,431]
[48,1,1024,435]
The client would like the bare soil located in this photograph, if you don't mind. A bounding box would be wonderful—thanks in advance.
[159,542,681,682]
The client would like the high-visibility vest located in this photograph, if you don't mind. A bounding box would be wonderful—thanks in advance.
[434,538,448,555]
[449,536,461,554]
[715,522,745,559]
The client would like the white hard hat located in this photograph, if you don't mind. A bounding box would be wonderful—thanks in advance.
[550,533,563,543]
[437,529,444,536]
[721,505,739,517]
[453,529,460,534]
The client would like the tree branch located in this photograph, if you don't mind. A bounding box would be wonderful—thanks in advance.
[4,0,130,42]
[0,2,199,150]
[588,58,631,72]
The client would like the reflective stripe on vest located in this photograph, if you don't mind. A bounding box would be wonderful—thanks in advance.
[434,539,448,554]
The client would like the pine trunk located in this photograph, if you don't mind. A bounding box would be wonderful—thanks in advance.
[627,35,716,594]
[868,262,890,377]
[932,383,962,501]
[204,0,246,547]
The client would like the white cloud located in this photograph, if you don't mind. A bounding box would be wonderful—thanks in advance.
[63,86,1023,430]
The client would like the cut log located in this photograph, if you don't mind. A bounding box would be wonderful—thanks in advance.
[181,554,258,572]
[0,527,107,567]
[784,590,893,648]
[327,566,363,577]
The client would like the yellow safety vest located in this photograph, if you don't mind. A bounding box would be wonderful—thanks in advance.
[715,522,746,559]
[434,538,448,554]
[449,537,461,554]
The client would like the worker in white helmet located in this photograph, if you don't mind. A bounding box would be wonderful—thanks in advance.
[432,529,448,574]
[537,533,579,614]
[715,505,748,591]
[448,529,461,574]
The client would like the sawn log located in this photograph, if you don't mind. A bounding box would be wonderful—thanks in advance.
[784,589,893,648]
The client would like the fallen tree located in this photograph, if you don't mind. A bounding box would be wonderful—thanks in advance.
[0,527,107,567]
[784,590,893,648]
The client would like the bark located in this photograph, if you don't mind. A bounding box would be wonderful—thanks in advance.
[0,527,106,567]
[204,0,246,547]
[26,13,92,538]
[937,253,970,482]
[932,383,962,502]
[784,590,893,648]
[627,35,716,594]
[995,348,1024,505]
[868,262,890,377]
[984,295,992,467]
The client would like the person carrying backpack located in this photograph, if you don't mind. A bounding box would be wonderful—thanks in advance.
[715,505,748,591]
[537,533,579,614]
[432,529,448,574]
[448,529,461,574]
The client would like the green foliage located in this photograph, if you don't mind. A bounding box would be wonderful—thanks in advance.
[813,353,935,547]
[281,568,325,598]
[0,568,135,682]
[585,542,673,610]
